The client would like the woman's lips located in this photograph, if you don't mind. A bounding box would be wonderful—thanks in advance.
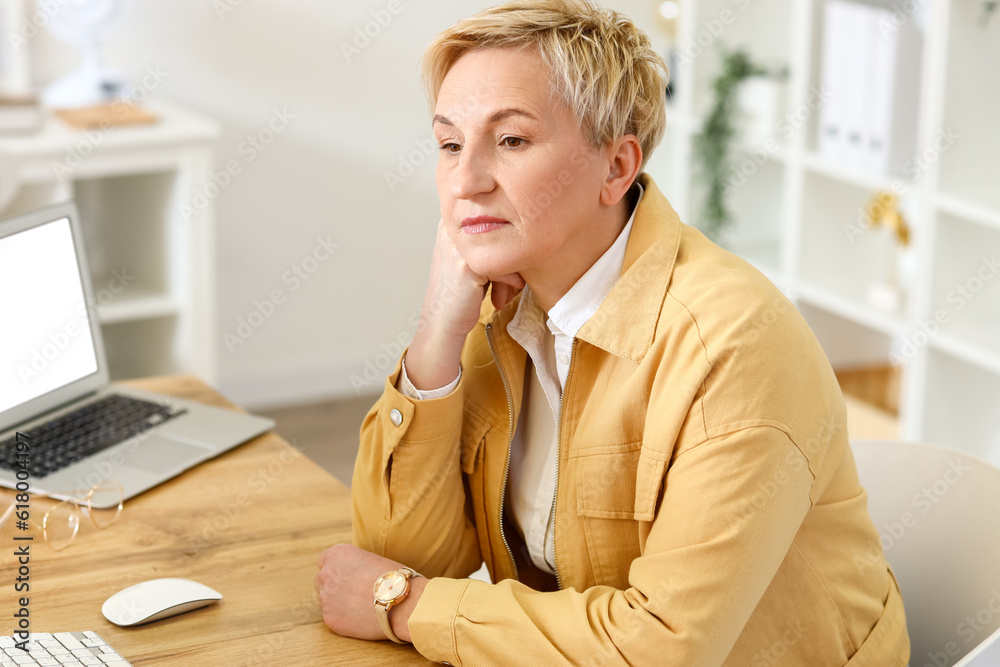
[461,215,510,234]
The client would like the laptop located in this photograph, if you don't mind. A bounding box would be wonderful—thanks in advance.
[0,201,274,507]
[956,624,1000,666]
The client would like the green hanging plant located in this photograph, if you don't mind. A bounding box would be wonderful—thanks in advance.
[981,1,998,25]
[692,48,779,241]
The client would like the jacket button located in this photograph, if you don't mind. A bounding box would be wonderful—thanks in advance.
[390,408,403,426]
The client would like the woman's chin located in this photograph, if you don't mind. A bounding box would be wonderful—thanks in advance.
[462,251,520,281]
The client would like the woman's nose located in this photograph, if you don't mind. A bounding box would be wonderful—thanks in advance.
[449,143,496,200]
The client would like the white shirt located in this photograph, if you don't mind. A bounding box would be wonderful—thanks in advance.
[399,183,644,575]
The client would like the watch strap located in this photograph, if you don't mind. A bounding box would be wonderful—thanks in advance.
[376,602,406,643]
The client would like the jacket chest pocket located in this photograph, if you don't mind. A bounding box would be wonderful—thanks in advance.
[568,443,668,587]
[572,442,666,521]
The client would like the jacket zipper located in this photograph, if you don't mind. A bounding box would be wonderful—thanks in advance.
[484,323,519,582]
[548,338,576,591]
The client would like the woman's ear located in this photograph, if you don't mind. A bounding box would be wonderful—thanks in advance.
[600,135,643,207]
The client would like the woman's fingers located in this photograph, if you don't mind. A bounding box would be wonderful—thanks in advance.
[489,272,526,310]
[405,220,491,390]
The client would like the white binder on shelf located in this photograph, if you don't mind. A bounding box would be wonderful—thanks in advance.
[864,4,898,177]
[819,0,851,167]
[840,1,872,172]
[818,0,924,177]
[884,10,923,179]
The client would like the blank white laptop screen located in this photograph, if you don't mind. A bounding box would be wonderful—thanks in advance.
[0,217,98,413]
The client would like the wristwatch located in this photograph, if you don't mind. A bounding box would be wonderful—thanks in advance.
[373,566,421,643]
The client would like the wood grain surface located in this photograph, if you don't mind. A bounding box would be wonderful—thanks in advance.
[0,376,431,665]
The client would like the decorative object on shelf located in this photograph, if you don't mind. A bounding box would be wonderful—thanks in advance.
[981,1,997,26]
[692,47,785,241]
[38,0,133,109]
[864,190,914,314]
[55,102,157,130]
[737,74,786,142]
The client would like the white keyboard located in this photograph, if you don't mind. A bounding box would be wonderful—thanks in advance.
[0,632,131,667]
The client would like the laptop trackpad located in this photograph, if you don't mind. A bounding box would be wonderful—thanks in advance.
[121,436,211,474]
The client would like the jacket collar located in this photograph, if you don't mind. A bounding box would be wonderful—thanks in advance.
[483,173,683,363]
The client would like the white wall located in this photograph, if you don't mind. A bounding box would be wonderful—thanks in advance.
[28,0,664,409]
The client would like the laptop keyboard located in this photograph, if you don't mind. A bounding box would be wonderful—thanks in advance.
[0,394,187,478]
[0,631,131,666]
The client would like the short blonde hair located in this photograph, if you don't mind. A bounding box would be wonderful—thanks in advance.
[422,0,669,168]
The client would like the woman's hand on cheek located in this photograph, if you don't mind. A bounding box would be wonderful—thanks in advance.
[423,219,494,337]
[405,219,496,390]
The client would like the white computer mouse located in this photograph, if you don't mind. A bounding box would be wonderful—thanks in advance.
[102,577,222,627]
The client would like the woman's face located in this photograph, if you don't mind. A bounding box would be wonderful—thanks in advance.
[433,47,612,283]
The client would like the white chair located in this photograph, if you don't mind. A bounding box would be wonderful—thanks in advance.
[851,440,1000,666]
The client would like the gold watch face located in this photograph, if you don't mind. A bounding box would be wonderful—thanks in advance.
[374,571,409,603]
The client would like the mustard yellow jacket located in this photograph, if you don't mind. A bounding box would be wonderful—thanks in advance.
[353,174,909,665]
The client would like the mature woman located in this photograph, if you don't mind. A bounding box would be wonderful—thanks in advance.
[315,1,909,664]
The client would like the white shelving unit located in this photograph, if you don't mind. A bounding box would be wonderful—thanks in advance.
[645,0,1000,463]
[0,101,220,384]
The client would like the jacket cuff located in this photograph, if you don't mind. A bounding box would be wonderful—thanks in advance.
[408,577,472,665]
[380,352,466,450]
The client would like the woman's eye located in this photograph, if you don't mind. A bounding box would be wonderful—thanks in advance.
[440,142,461,153]
[502,136,525,148]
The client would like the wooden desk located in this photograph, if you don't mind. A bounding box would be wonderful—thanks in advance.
[0,376,432,665]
